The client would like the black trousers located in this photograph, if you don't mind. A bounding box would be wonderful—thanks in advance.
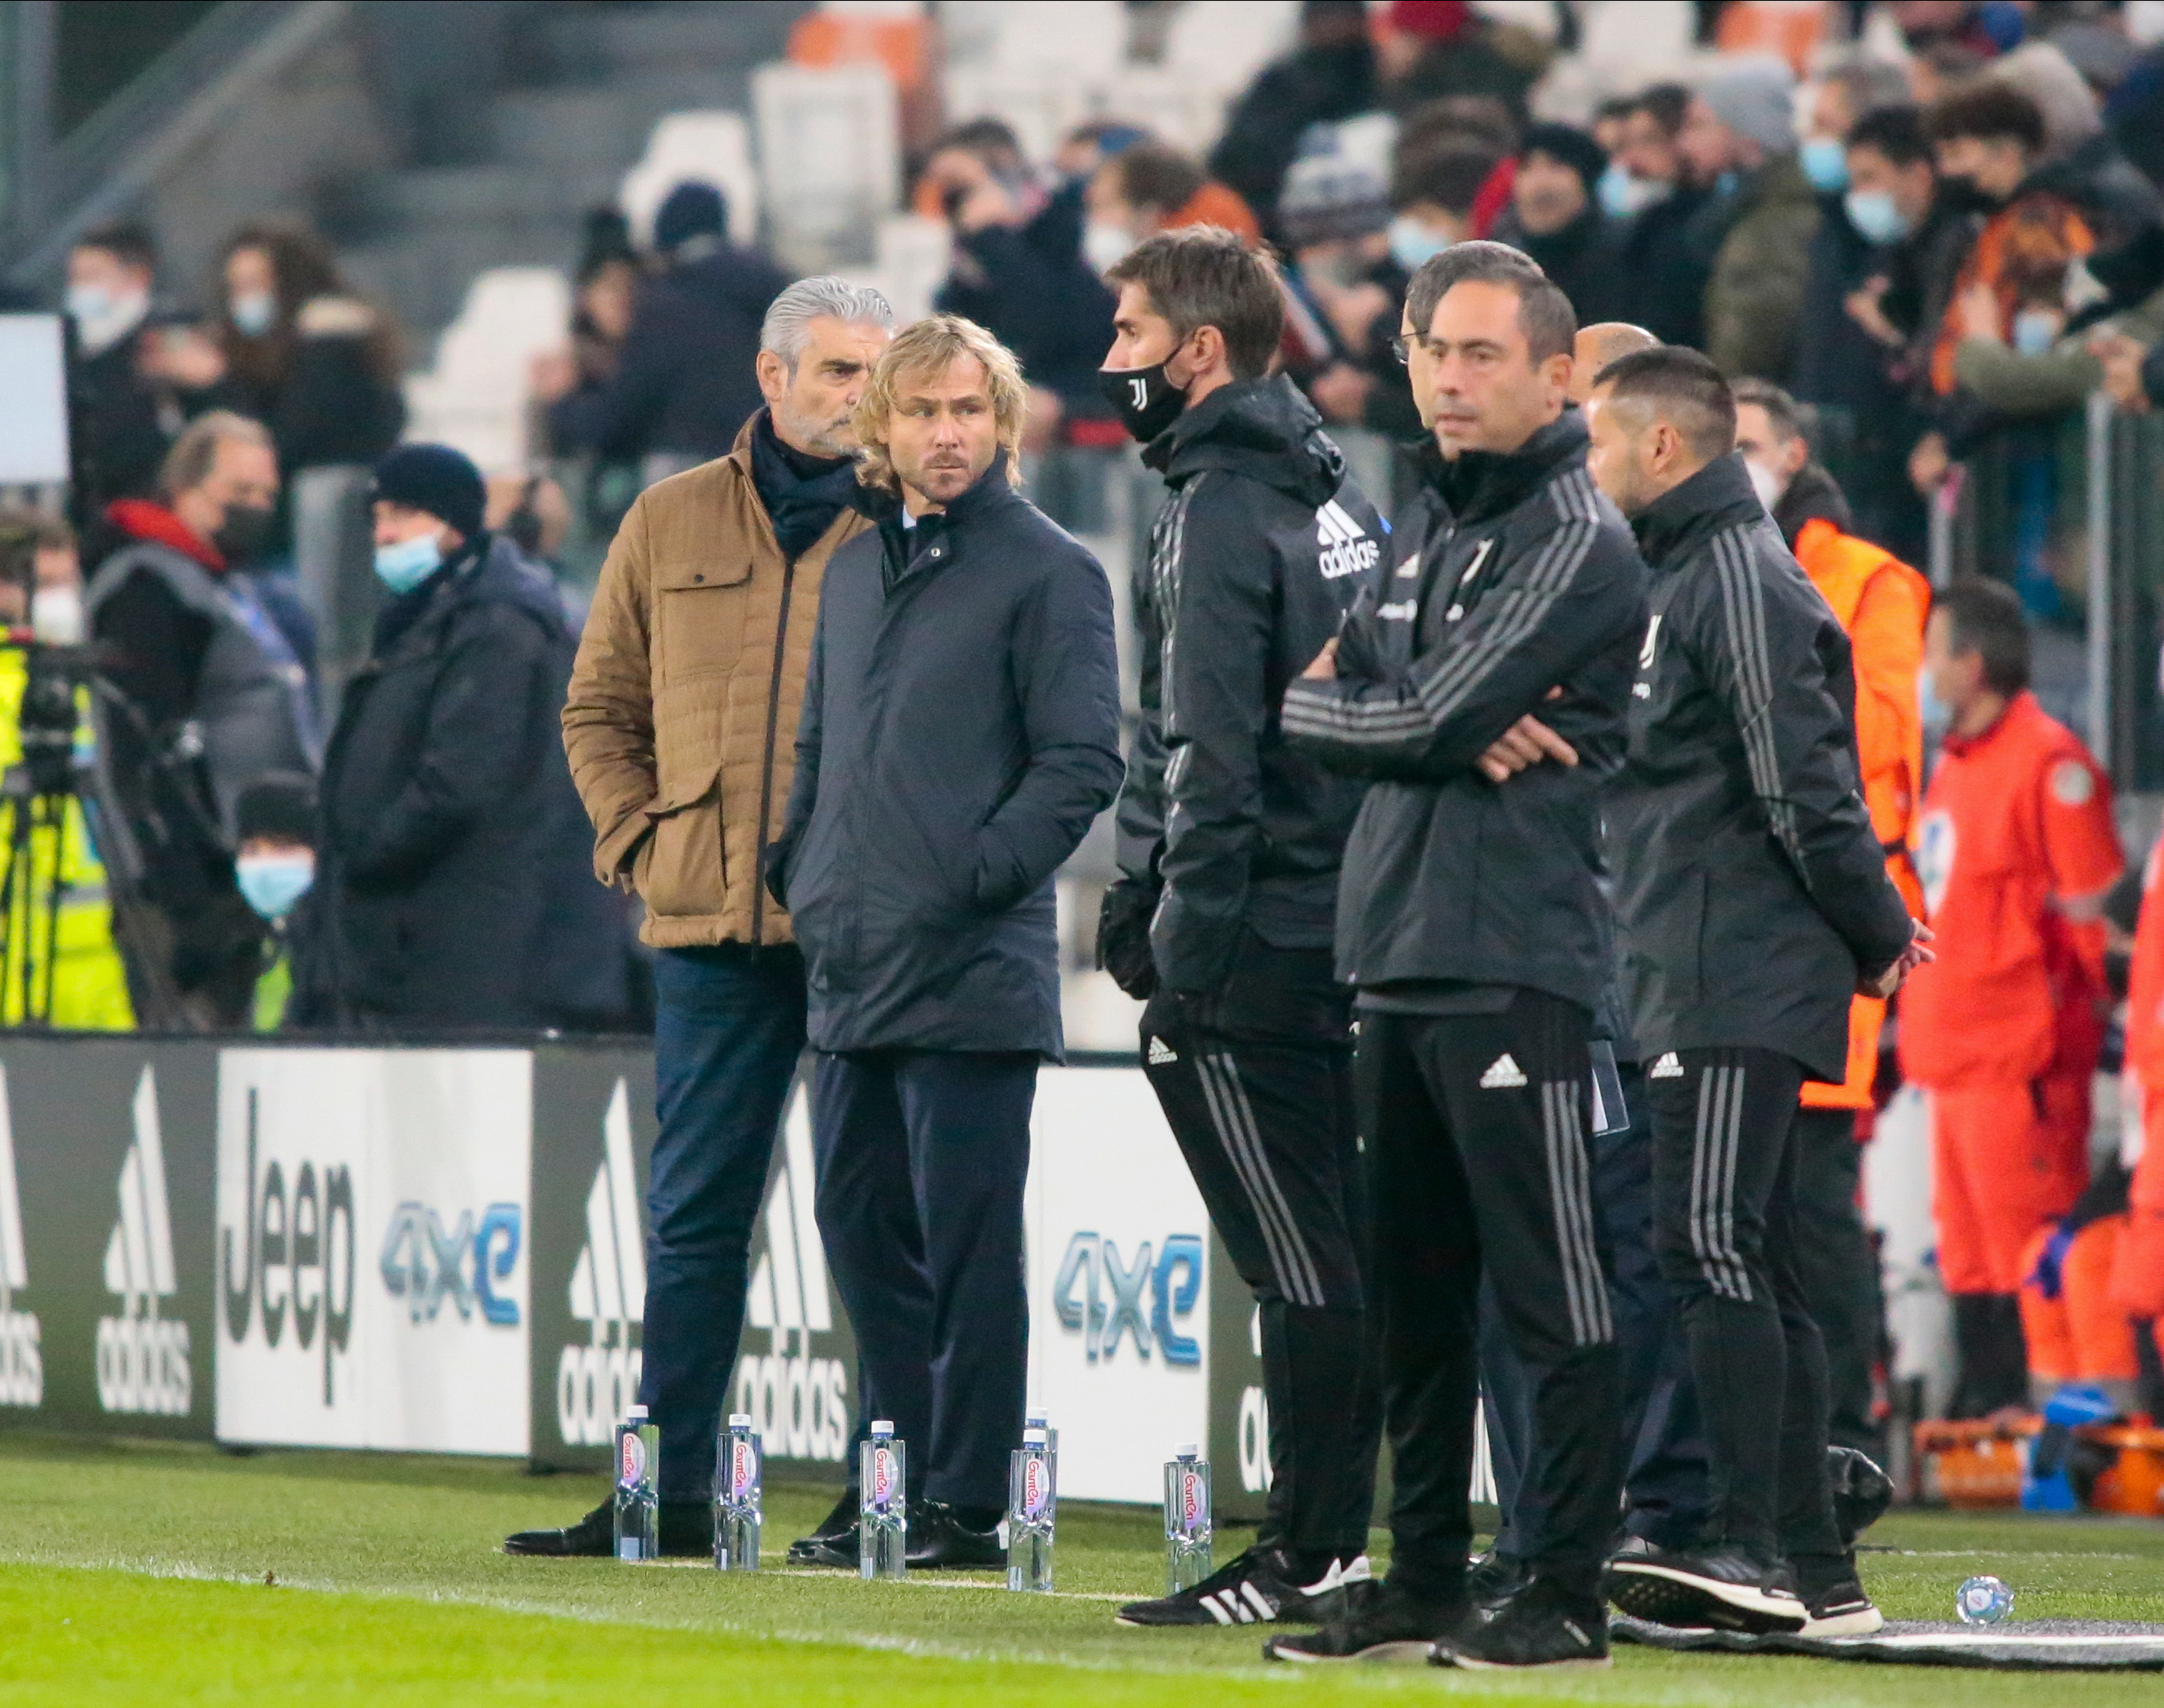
[809,1049,1035,1512]
[1481,1062,1713,1559]
[1644,1047,1841,1562]
[1140,940,1378,1558]
[1791,1105,1883,1455]
[1358,992,1622,1604]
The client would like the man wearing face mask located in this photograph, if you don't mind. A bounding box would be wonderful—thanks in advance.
[310,444,629,1036]
[86,411,318,1029]
[230,771,319,1029]
[63,221,168,520]
[1091,227,1384,1628]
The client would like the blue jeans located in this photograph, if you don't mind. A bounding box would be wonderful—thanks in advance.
[639,943,806,1500]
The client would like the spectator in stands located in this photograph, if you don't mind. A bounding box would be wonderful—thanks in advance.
[1680,54,1820,379]
[539,182,789,482]
[1387,136,1504,268]
[1085,142,1262,261]
[1209,0,1377,240]
[1789,58,1925,556]
[1609,84,1711,350]
[540,208,645,543]
[926,120,1118,447]
[1945,233,2164,423]
[1274,156,1405,430]
[64,221,169,519]
[1377,0,1543,122]
[1991,41,2163,249]
[309,444,631,1032]
[232,771,319,1031]
[1591,95,1635,160]
[84,412,318,1031]
[1489,122,1628,325]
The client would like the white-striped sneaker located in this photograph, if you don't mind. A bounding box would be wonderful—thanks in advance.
[1115,1547,1371,1628]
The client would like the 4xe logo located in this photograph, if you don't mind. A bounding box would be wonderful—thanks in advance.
[0,1066,40,1409]
[219,1087,357,1406]
[380,1202,522,1326]
[558,1079,645,1447]
[1052,1230,1202,1365]
[98,1068,190,1415]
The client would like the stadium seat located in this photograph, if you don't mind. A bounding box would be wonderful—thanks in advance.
[402,268,573,471]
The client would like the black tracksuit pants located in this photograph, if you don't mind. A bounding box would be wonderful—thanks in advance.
[1643,1047,1842,1563]
[1140,938,1378,1559]
[1790,1105,1883,1456]
[1357,990,1623,1606]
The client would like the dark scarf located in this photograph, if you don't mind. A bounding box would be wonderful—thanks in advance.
[750,409,860,561]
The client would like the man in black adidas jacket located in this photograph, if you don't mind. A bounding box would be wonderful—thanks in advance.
[1268,243,1647,1672]
[1092,229,1383,1629]
[1586,346,1929,1639]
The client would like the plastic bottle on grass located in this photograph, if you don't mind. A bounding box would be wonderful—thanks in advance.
[1008,1427,1056,1593]
[715,1413,761,1571]
[613,1405,659,1562]
[860,1420,907,1580]
[1164,1443,1212,1594]
[1957,1575,2014,1624]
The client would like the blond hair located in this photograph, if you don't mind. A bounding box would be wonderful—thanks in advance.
[853,315,1028,496]
[159,410,273,499]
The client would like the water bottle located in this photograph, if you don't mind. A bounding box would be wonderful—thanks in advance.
[715,1413,761,1572]
[1008,1427,1056,1593]
[613,1404,659,1562]
[1027,1409,1059,1497]
[1957,1575,2014,1624]
[1163,1443,1212,1594]
[860,1419,907,1580]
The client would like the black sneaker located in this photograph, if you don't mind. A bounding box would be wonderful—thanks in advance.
[503,1497,709,1558]
[904,1500,1004,1570]
[1793,1550,1884,1638]
[1263,1582,1476,1663]
[1828,1445,1894,1549]
[786,1490,860,1569]
[1604,1541,1805,1633]
[1466,1549,1531,1610]
[1433,1576,1610,1671]
[1116,1547,1372,1628]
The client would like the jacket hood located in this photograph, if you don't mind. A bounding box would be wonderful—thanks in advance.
[1771,461,1853,548]
[1630,451,1764,569]
[1144,375,1344,507]
[1422,410,1587,527]
[454,533,569,633]
[105,498,224,573]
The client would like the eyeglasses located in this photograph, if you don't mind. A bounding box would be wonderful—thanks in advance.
[1390,335,1440,366]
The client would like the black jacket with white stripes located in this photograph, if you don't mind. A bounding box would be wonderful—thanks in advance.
[1282,412,1647,1010]
[1113,376,1382,993]
[1608,452,1915,1083]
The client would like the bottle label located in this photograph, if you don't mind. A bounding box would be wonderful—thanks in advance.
[1021,1455,1048,1521]
[730,1439,757,1501]
[871,1444,897,1510]
[619,1431,646,1488]
[1180,1469,1202,1534]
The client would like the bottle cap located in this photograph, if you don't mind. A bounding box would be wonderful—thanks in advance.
[627,1405,648,1420]
[872,1419,894,1437]
[1026,1411,1049,1426]
[1023,1428,1047,1446]
[728,1413,752,1429]
[1175,1442,1198,1459]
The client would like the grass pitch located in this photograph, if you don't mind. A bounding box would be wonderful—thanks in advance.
[2,1432,2162,1705]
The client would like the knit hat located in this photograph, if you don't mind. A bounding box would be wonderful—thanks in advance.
[235,771,318,848]
[1278,155,1394,247]
[1699,53,1798,157]
[653,180,728,253]
[1518,122,1607,194]
[372,443,487,541]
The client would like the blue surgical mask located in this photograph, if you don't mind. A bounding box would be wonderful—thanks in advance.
[1800,137,1850,194]
[230,290,277,337]
[2013,309,2060,355]
[373,533,444,595]
[1714,169,1740,200]
[1843,187,1912,245]
[236,850,314,920]
[1387,214,1451,272]
[1596,163,1669,220]
[66,282,148,356]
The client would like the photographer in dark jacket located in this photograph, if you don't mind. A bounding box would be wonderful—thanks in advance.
[309,444,630,1030]
[1092,229,1383,1628]
[1268,244,1646,1671]
[769,317,1122,1569]
[1587,347,1928,1639]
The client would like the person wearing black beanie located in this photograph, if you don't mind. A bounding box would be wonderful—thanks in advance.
[1492,123,1632,327]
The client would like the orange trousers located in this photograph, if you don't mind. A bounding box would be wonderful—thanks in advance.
[1931,1077,2091,1295]
[2019,1216,2142,1385]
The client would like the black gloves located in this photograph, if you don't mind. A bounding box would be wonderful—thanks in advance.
[1095,878,1159,999]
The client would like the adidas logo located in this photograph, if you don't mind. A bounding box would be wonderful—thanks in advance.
[1479,1054,1528,1090]
[99,1067,190,1415]
[1147,1036,1179,1065]
[556,1079,646,1447]
[0,1066,42,1409]
[735,1085,847,1462]
[1315,499,1382,580]
[1650,1053,1685,1079]
[1201,1579,1282,1624]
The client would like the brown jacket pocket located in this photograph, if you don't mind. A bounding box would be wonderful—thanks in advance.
[637,765,726,919]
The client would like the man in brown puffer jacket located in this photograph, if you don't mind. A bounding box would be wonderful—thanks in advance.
[504,276,892,1560]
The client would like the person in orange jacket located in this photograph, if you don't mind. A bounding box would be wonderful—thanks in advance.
[1900,578,2122,1418]
[2097,840,2164,1405]
[1737,381,1929,1451]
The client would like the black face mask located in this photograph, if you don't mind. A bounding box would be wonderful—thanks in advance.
[213,502,274,564]
[1938,174,2004,217]
[1098,360,1188,443]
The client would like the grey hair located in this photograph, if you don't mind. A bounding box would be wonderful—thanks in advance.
[1821,52,1913,129]
[759,276,895,371]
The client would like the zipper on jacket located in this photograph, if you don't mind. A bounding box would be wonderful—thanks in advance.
[750,554,798,946]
